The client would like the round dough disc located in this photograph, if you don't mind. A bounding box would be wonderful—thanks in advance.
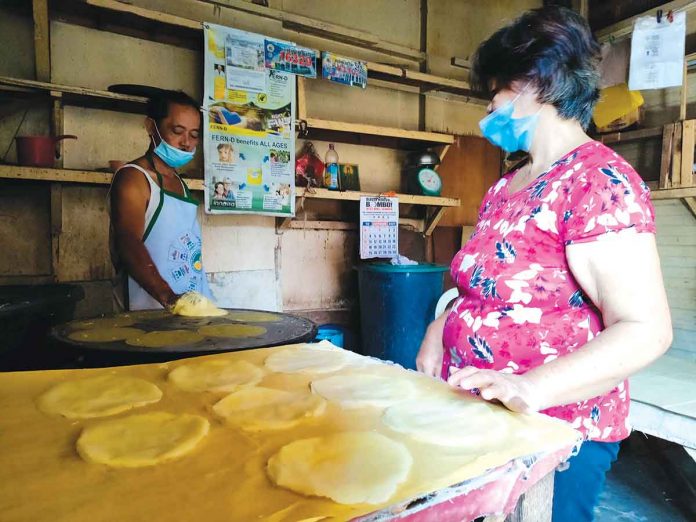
[77,412,209,468]
[265,344,368,374]
[382,395,508,448]
[126,330,205,348]
[37,374,162,419]
[168,359,264,393]
[225,311,281,322]
[213,387,326,431]
[69,316,135,329]
[310,374,415,409]
[67,327,145,343]
[267,432,412,504]
[198,324,267,338]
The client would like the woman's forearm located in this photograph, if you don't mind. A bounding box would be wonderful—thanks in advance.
[524,319,672,410]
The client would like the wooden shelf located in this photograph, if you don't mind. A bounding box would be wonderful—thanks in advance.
[595,126,664,145]
[0,165,460,206]
[366,62,479,99]
[296,186,458,207]
[0,76,147,113]
[301,117,454,149]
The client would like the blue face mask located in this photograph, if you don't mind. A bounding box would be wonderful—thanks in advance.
[151,121,196,168]
[479,92,540,153]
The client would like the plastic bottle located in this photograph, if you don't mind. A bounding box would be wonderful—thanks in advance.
[324,143,340,190]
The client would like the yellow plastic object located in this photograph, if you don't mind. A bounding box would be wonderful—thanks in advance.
[592,83,644,129]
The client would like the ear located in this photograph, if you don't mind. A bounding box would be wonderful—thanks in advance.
[144,117,155,136]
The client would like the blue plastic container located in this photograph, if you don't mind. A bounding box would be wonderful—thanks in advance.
[357,263,448,369]
[314,324,345,348]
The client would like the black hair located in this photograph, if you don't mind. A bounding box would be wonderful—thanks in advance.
[471,6,601,128]
[146,90,200,126]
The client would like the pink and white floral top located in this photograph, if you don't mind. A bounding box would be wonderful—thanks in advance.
[442,141,656,442]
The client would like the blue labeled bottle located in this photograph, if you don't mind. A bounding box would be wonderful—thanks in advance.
[324,143,340,190]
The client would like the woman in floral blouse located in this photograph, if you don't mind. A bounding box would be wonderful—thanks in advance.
[416,6,672,521]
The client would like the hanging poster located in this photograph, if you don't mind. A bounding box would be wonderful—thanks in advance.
[265,39,317,78]
[203,23,295,216]
[321,51,368,89]
[628,11,686,91]
[360,196,399,259]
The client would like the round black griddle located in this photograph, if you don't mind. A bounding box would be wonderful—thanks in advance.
[50,309,316,368]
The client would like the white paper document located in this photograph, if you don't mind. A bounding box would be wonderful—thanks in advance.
[629,11,686,91]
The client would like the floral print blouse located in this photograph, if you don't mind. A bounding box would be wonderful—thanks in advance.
[442,141,656,442]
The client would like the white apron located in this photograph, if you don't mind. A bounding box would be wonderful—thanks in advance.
[113,162,212,311]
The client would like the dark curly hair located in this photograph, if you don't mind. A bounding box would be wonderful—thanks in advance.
[471,6,601,128]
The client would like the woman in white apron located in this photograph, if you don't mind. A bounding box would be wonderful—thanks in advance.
[110,90,213,311]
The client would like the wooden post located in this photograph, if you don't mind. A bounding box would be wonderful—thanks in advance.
[672,121,683,187]
[680,120,695,188]
[32,0,50,82]
[297,76,307,120]
[681,60,688,122]
[659,123,675,189]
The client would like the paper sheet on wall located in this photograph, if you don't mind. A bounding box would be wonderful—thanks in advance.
[628,11,686,91]
[360,197,398,259]
[203,23,296,217]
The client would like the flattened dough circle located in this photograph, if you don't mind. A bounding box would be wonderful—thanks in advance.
[77,412,209,468]
[126,329,205,348]
[265,344,369,374]
[382,395,508,447]
[310,373,414,409]
[198,324,267,338]
[267,432,412,504]
[213,387,326,431]
[169,359,263,393]
[69,316,135,329]
[37,375,162,419]
[225,311,281,322]
[67,327,145,343]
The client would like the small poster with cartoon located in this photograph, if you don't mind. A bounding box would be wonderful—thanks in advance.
[204,23,296,216]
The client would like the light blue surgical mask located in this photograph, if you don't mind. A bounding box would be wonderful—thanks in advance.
[150,121,196,168]
[479,91,541,153]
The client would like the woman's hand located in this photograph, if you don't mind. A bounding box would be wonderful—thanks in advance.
[416,315,447,377]
[448,367,540,414]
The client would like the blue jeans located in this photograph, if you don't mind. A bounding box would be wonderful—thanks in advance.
[552,440,621,522]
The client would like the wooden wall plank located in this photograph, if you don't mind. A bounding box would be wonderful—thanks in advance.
[32,0,50,82]
[437,135,501,227]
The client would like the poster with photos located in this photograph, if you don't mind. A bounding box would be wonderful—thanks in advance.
[203,23,296,216]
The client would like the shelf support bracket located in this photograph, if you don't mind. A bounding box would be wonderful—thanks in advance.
[424,206,447,236]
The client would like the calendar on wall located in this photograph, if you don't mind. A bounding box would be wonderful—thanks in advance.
[359,196,399,259]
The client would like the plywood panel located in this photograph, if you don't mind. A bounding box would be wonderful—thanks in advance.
[426,0,542,78]
[56,185,113,281]
[279,0,421,50]
[437,135,501,227]
[281,229,357,311]
[50,21,200,97]
[200,211,276,272]
[0,182,51,276]
[425,97,486,136]
[0,9,35,78]
[303,80,420,131]
[208,269,280,311]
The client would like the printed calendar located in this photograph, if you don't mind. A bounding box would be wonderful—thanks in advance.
[359,196,399,259]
